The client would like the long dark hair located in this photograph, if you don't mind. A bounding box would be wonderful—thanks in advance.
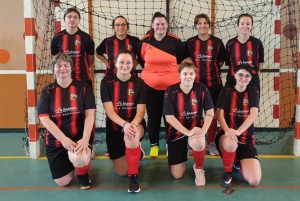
[149,12,168,39]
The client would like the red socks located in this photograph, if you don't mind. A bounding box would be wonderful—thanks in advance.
[126,146,141,176]
[192,149,206,169]
[207,119,217,145]
[222,148,236,172]
[74,161,91,176]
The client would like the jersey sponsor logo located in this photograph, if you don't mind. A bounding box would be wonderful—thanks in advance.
[70,94,78,100]
[191,98,197,106]
[64,50,81,57]
[247,50,253,56]
[207,46,213,51]
[196,54,212,61]
[116,101,134,107]
[128,89,134,96]
[180,111,198,119]
[229,108,249,117]
[243,99,249,105]
[75,40,81,46]
[237,60,252,66]
[52,106,79,117]
[127,45,133,51]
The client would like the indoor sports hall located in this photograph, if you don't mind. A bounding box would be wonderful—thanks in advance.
[1,0,300,200]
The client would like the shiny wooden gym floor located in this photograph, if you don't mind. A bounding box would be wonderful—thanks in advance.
[1,131,300,201]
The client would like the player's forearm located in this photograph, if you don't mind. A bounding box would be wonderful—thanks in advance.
[216,108,229,131]
[87,55,94,67]
[202,109,214,133]
[165,115,189,136]
[96,54,109,66]
[131,104,146,125]
[82,109,95,140]
[39,117,67,142]
[237,109,258,135]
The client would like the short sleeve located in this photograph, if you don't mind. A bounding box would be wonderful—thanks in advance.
[217,39,226,63]
[85,35,95,55]
[249,87,260,109]
[51,35,59,55]
[96,39,106,56]
[137,79,147,104]
[258,39,264,63]
[84,84,96,110]
[225,42,231,66]
[202,86,214,111]
[175,39,185,64]
[37,87,50,116]
[163,87,175,116]
[216,87,227,110]
[100,78,112,103]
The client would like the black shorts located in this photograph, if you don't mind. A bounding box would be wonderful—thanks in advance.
[207,84,223,106]
[167,136,189,165]
[106,119,146,160]
[215,133,259,162]
[46,144,93,179]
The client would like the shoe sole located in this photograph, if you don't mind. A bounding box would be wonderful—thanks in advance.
[80,186,91,190]
[128,188,141,193]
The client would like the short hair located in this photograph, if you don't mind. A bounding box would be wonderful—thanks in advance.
[235,64,253,74]
[63,7,81,19]
[51,53,74,73]
[114,49,135,63]
[237,13,253,26]
[194,13,211,28]
[178,58,197,73]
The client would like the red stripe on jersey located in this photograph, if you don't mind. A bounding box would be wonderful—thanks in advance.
[177,93,185,139]
[69,86,78,138]
[206,40,213,86]
[125,38,130,51]
[54,87,62,147]
[247,41,254,71]
[127,82,134,121]
[232,43,241,75]
[74,34,81,80]
[190,91,198,128]
[194,40,200,83]
[240,92,249,144]
[62,34,68,53]
[214,45,222,84]
[113,82,120,130]
[229,91,237,129]
[113,39,119,62]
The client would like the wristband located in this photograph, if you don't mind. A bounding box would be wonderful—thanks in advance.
[122,121,128,128]
[131,122,138,127]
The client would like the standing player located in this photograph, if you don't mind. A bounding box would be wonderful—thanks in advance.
[138,12,185,157]
[38,53,95,190]
[215,64,261,188]
[51,7,95,89]
[163,58,214,186]
[100,49,146,193]
[185,13,225,155]
[225,13,264,93]
[96,16,140,77]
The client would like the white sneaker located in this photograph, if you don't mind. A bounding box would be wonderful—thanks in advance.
[90,145,97,159]
[206,142,219,156]
[193,164,205,186]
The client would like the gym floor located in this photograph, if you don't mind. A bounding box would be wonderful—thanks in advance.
[1,131,300,201]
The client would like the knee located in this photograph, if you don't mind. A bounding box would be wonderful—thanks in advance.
[248,177,261,187]
[222,139,237,152]
[189,137,205,151]
[54,178,72,187]
[70,154,90,167]
[115,170,127,177]
[171,172,184,180]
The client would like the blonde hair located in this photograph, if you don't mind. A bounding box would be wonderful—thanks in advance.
[178,58,197,73]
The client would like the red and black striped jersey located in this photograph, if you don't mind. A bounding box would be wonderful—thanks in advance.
[185,35,225,86]
[137,33,185,90]
[96,35,140,76]
[100,74,147,131]
[163,82,214,142]
[38,80,96,148]
[51,29,95,81]
[225,36,264,76]
[216,85,259,146]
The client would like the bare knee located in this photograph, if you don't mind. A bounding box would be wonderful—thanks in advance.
[248,177,261,187]
[115,169,127,177]
[171,171,184,180]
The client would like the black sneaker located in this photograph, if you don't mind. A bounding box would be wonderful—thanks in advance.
[140,143,145,161]
[77,173,91,190]
[128,174,140,193]
[221,172,232,188]
[233,161,240,172]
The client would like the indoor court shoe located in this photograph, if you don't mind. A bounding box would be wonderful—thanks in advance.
[221,172,232,188]
[193,164,206,186]
[150,145,159,157]
[77,173,91,190]
[128,174,140,193]
[140,143,145,161]
[206,142,219,156]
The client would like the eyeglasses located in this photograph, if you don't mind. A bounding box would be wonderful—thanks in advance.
[114,23,127,27]
[237,73,252,79]
[117,61,133,66]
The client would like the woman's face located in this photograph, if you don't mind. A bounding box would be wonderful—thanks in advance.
[195,18,210,35]
[54,60,72,79]
[113,17,128,37]
[64,11,80,28]
[238,17,253,35]
[115,53,133,75]
[234,69,252,88]
[179,67,196,87]
[152,17,168,36]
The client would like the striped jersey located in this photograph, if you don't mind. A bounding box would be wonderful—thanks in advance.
[51,29,95,81]
[37,80,96,147]
[216,85,260,146]
[163,82,214,142]
[96,35,140,76]
[185,35,225,86]
[100,74,147,131]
